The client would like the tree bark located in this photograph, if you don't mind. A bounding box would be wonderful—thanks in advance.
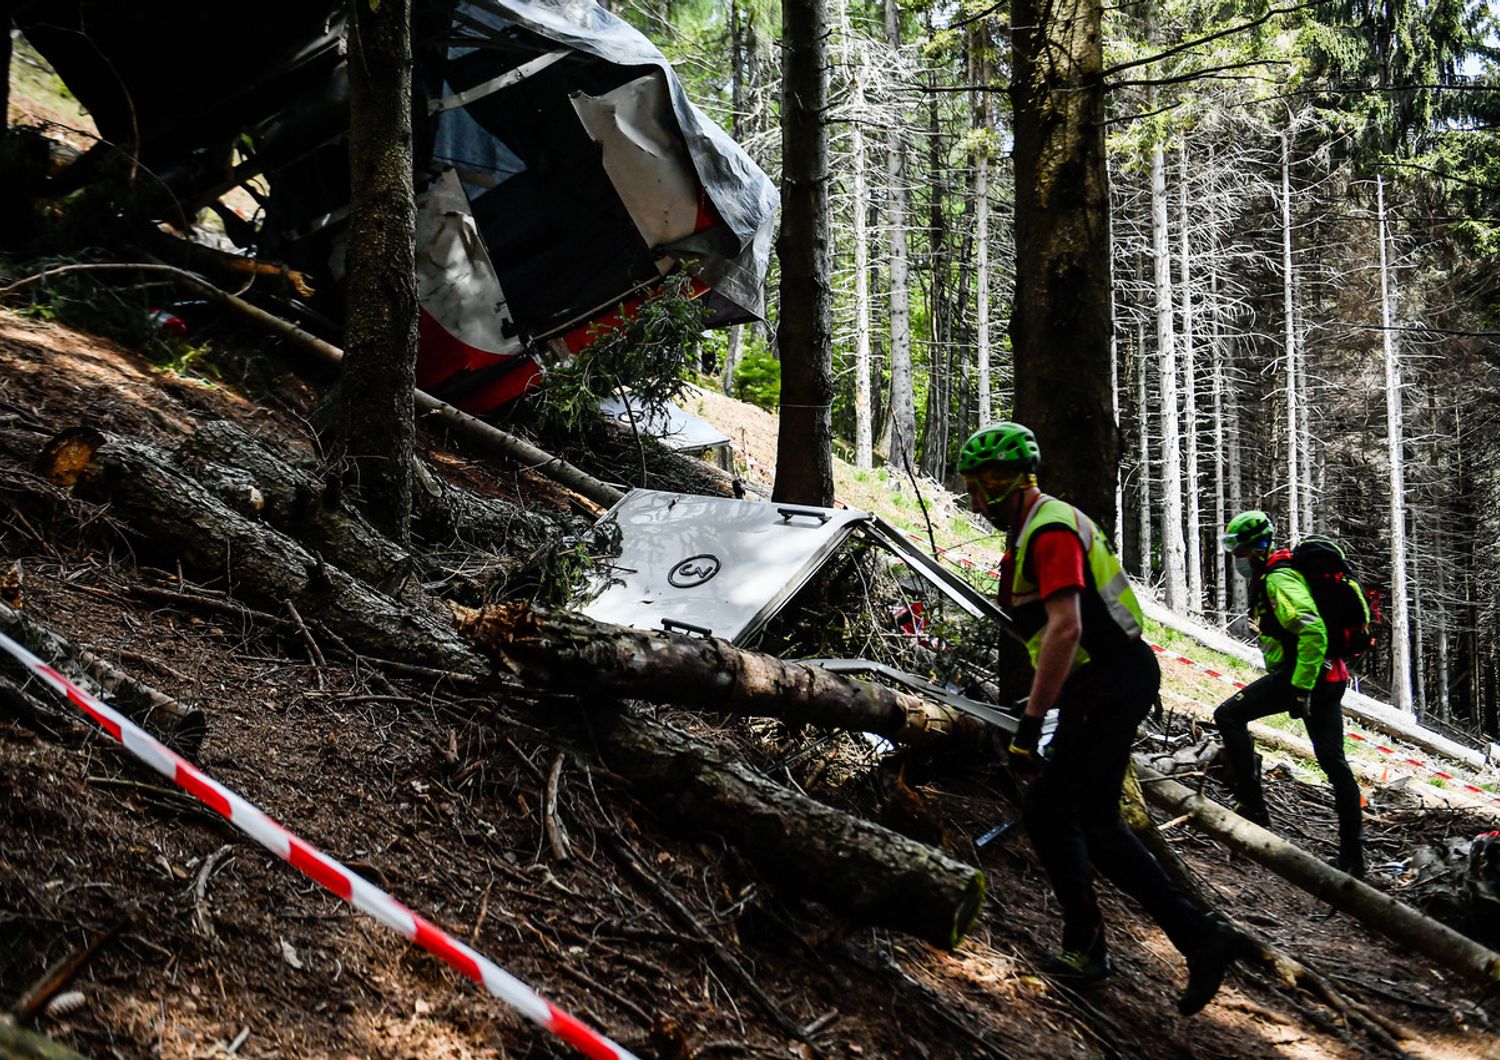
[1134,762,1500,986]
[884,0,915,476]
[41,429,485,676]
[0,1016,89,1060]
[1009,0,1115,526]
[1153,142,1187,610]
[587,706,986,949]
[774,0,835,506]
[1280,128,1301,541]
[1377,174,1414,713]
[0,598,205,753]
[1178,141,1201,613]
[454,602,990,748]
[336,0,418,545]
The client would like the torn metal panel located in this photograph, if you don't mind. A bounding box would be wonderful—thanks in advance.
[598,395,731,457]
[856,517,1014,629]
[572,75,704,260]
[802,659,1023,734]
[582,491,869,644]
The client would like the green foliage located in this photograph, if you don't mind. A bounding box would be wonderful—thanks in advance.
[732,345,780,410]
[532,274,708,435]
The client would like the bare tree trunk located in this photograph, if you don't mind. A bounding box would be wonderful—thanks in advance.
[454,603,991,748]
[1280,129,1301,540]
[884,0,915,474]
[919,44,950,483]
[722,324,743,395]
[1178,141,1201,613]
[1153,143,1187,609]
[973,38,992,424]
[1136,763,1500,986]
[843,0,873,469]
[1211,266,1229,626]
[336,0,418,546]
[1377,174,1414,713]
[774,0,835,506]
[1009,0,1115,525]
[1136,319,1153,582]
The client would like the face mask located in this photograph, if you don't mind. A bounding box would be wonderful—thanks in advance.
[1234,556,1255,579]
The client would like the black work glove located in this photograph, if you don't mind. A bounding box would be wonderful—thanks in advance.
[1008,713,1044,778]
[1288,688,1314,720]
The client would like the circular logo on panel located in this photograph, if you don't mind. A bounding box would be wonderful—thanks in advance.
[668,554,721,588]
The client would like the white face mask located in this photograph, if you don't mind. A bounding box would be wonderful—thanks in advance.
[1234,556,1255,579]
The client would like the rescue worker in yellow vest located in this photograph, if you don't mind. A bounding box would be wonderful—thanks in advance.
[1216,511,1365,877]
[960,422,1245,1014]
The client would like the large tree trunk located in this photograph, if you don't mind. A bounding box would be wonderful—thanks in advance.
[1280,128,1301,541]
[1377,174,1414,713]
[1153,142,1187,610]
[590,707,986,949]
[884,0,915,475]
[455,602,990,748]
[336,0,418,545]
[774,0,835,506]
[1009,0,1115,526]
[842,0,873,471]
[1135,762,1500,986]
[1178,141,1201,613]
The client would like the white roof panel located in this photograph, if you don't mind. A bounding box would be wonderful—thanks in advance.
[583,489,869,643]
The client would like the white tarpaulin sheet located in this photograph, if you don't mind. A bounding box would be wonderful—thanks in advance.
[583,490,869,643]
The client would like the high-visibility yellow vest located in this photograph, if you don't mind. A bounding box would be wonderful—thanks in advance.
[1009,495,1144,670]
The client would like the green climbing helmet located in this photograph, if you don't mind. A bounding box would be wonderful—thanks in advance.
[1221,510,1275,553]
[958,422,1041,475]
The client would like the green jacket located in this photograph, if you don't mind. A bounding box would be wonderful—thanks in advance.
[1254,566,1327,691]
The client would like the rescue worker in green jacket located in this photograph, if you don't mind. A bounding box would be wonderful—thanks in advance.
[960,422,1244,1014]
[1216,511,1365,877]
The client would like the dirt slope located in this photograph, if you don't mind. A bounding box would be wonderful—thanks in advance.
[2,313,1498,1059]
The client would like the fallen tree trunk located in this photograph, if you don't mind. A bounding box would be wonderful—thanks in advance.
[1134,760,1500,987]
[590,706,985,949]
[1119,767,1410,1049]
[39,428,486,677]
[182,420,575,588]
[0,598,205,754]
[179,420,412,589]
[0,1016,88,1060]
[28,427,984,944]
[455,601,990,748]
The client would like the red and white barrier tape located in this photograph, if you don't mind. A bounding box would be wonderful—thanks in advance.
[903,531,1500,806]
[0,631,639,1060]
[1144,644,1500,804]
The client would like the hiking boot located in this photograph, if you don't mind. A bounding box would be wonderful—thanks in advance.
[1232,800,1270,828]
[1038,949,1114,988]
[1178,925,1248,1015]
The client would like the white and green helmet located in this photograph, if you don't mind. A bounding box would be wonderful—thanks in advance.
[1221,510,1275,552]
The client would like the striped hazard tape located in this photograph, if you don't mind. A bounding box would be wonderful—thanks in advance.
[0,631,640,1060]
[1144,642,1500,805]
[903,530,1500,807]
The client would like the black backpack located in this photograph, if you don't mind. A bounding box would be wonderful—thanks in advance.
[1264,535,1375,660]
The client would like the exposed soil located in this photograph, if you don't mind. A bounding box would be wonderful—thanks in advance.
[2,311,1498,1060]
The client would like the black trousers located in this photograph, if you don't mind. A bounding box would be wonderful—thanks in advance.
[1213,671,1362,859]
[1023,639,1216,957]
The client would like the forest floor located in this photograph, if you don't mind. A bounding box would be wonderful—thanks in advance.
[3,310,1500,1060]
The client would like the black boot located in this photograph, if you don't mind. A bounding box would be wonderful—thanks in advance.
[1038,948,1114,988]
[1232,799,1270,828]
[1335,849,1366,879]
[1178,925,1248,1015]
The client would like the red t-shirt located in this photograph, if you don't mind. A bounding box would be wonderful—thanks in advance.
[1000,527,1086,607]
